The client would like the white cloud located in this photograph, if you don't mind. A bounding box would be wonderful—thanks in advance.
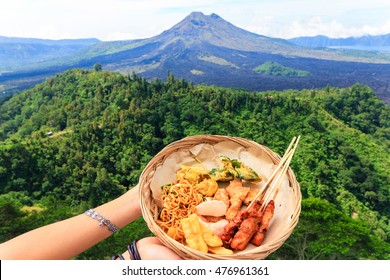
[245,15,390,39]
[103,32,139,42]
[282,17,358,38]
[0,0,389,40]
[358,20,390,36]
[236,0,390,38]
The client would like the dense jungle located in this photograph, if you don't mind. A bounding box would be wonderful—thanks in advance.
[0,69,389,259]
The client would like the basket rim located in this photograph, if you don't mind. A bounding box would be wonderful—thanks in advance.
[139,134,302,260]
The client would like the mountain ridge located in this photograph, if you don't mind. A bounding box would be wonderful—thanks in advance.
[288,34,390,51]
[1,12,390,104]
[2,11,390,72]
[0,35,100,44]
[0,36,100,71]
[82,12,390,63]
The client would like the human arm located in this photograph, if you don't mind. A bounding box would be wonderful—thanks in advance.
[0,185,141,260]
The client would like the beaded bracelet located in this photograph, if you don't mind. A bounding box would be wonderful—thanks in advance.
[128,240,142,260]
[85,209,118,234]
[112,240,141,260]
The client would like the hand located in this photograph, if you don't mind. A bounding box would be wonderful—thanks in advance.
[123,237,182,260]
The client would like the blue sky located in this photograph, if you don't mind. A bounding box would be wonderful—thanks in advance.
[1,0,390,40]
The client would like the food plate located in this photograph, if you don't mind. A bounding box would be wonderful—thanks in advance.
[139,135,301,260]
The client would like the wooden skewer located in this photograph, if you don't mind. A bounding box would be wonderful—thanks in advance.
[246,137,296,208]
[261,135,300,211]
[247,136,298,209]
[247,135,300,211]
[261,135,300,210]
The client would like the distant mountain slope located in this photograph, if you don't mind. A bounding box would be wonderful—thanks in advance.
[288,34,390,52]
[79,12,390,64]
[0,36,100,71]
[0,36,99,45]
[1,12,390,104]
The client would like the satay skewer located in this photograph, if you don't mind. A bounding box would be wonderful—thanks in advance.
[247,135,300,212]
[260,135,300,212]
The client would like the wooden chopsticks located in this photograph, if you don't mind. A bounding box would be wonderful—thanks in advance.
[247,135,301,212]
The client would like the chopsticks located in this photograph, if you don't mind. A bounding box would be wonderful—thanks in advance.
[247,135,301,212]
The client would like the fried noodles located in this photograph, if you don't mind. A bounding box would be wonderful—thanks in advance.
[157,179,204,242]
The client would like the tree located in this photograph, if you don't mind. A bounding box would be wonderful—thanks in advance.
[93,63,102,72]
[270,198,390,260]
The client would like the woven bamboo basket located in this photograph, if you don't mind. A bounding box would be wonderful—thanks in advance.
[139,135,301,260]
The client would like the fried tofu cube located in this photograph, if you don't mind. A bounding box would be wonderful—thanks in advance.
[208,246,234,255]
[200,222,223,247]
[181,214,208,253]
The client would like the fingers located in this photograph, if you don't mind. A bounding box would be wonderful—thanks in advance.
[136,237,182,260]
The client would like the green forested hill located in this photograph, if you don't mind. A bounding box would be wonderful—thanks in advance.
[0,69,389,259]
